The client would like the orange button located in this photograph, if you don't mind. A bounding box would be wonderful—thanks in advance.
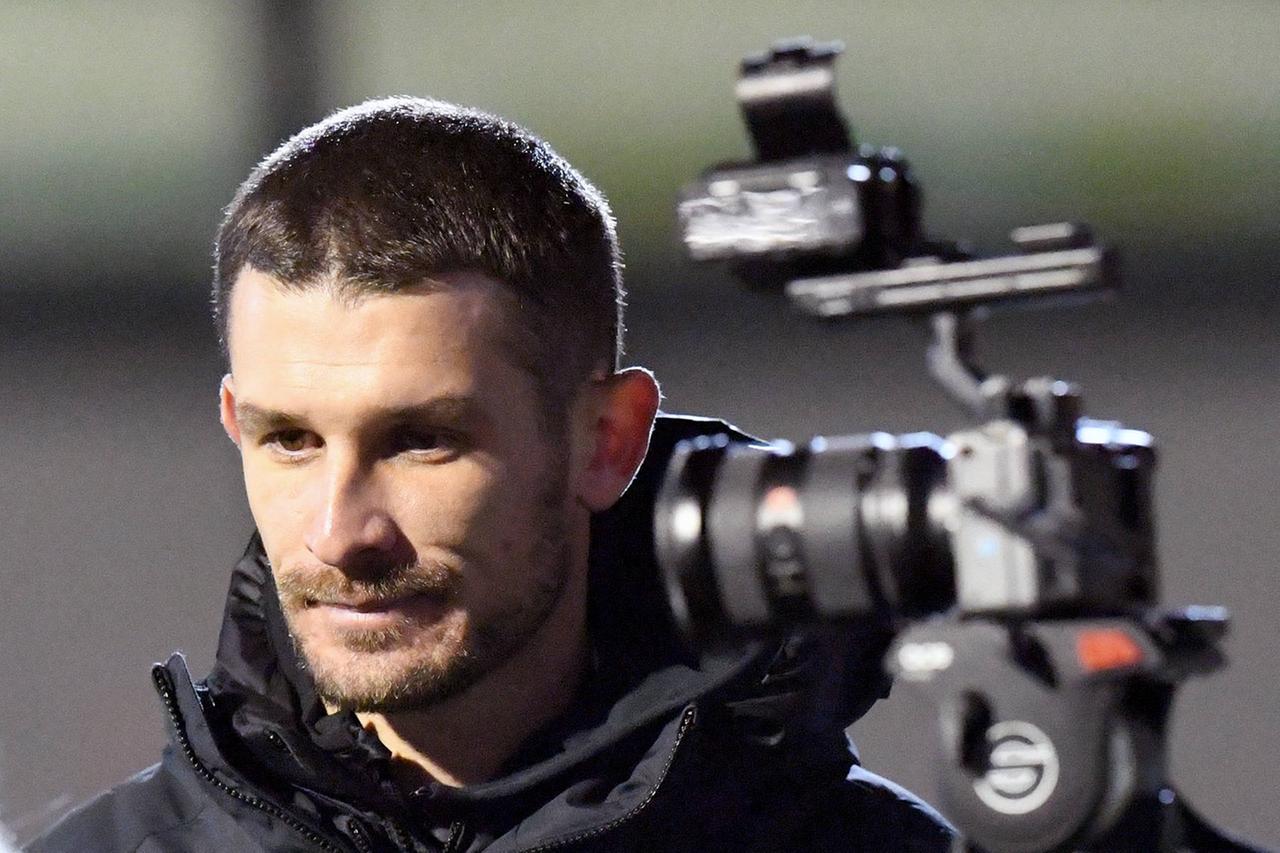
[1076,629,1144,672]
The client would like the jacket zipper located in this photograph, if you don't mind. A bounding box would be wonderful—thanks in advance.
[151,664,355,853]
[347,820,375,853]
[442,819,468,853]
[514,706,698,853]
[388,816,417,852]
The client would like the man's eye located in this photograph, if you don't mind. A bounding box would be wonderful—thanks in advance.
[265,429,319,455]
[392,430,452,457]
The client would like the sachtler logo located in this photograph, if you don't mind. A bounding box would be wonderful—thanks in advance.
[973,721,1060,815]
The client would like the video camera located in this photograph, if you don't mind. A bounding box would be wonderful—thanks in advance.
[653,38,1259,853]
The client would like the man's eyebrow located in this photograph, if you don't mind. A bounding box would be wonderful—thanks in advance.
[234,402,297,437]
[233,396,485,435]
[378,396,485,428]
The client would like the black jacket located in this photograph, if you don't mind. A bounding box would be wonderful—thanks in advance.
[30,415,954,853]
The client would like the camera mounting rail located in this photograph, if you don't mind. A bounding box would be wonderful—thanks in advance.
[786,223,1115,320]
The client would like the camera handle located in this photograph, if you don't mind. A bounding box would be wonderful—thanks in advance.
[926,311,1009,419]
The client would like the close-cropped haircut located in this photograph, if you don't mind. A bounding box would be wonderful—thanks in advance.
[213,97,624,417]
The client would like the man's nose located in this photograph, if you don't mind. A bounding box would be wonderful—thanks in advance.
[303,457,400,570]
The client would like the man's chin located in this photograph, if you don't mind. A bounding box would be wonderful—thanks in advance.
[301,642,483,713]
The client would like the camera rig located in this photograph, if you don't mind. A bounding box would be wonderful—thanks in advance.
[657,38,1264,853]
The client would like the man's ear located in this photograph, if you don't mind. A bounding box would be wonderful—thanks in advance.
[575,367,661,512]
[219,374,242,447]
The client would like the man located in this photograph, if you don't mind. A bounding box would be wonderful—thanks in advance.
[32,98,953,851]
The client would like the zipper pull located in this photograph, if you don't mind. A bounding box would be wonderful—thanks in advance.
[443,819,471,853]
[345,817,375,853]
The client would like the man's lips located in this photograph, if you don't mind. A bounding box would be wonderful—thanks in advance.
[306,593,448,627]
[314,596,417,612]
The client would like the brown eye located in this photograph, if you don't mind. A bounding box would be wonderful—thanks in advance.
[266,429,319,455]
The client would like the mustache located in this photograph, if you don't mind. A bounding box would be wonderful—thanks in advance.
[276,559,458,608]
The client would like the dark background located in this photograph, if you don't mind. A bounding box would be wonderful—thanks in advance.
[2,2,1277,847]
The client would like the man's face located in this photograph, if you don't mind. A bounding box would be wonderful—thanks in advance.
[221,269,586,712]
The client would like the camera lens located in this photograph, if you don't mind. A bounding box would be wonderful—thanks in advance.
[654,431,954,645]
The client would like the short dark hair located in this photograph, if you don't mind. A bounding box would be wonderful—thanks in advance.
[213,97,624,414]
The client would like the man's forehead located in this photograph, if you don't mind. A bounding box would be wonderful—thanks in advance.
[225,266,544,395]
[229,266,521,352]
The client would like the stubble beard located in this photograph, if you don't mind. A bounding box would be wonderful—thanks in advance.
[277,471,573,714]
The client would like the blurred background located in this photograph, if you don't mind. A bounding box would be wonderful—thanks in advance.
[2,0,1277,846]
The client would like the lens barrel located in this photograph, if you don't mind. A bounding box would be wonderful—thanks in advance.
[654,431,954,645]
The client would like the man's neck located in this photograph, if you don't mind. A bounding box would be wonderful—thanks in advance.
[352,573,590,789]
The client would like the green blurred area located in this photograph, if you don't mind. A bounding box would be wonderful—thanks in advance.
[2,1,1276,294]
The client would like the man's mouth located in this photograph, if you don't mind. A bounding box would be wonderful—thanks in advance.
[307,593,448,628]
[314,595,415,611]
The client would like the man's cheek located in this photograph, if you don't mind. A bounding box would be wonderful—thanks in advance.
[243,470,283,522]
[401,467,504,540]
[243,468,309,553]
